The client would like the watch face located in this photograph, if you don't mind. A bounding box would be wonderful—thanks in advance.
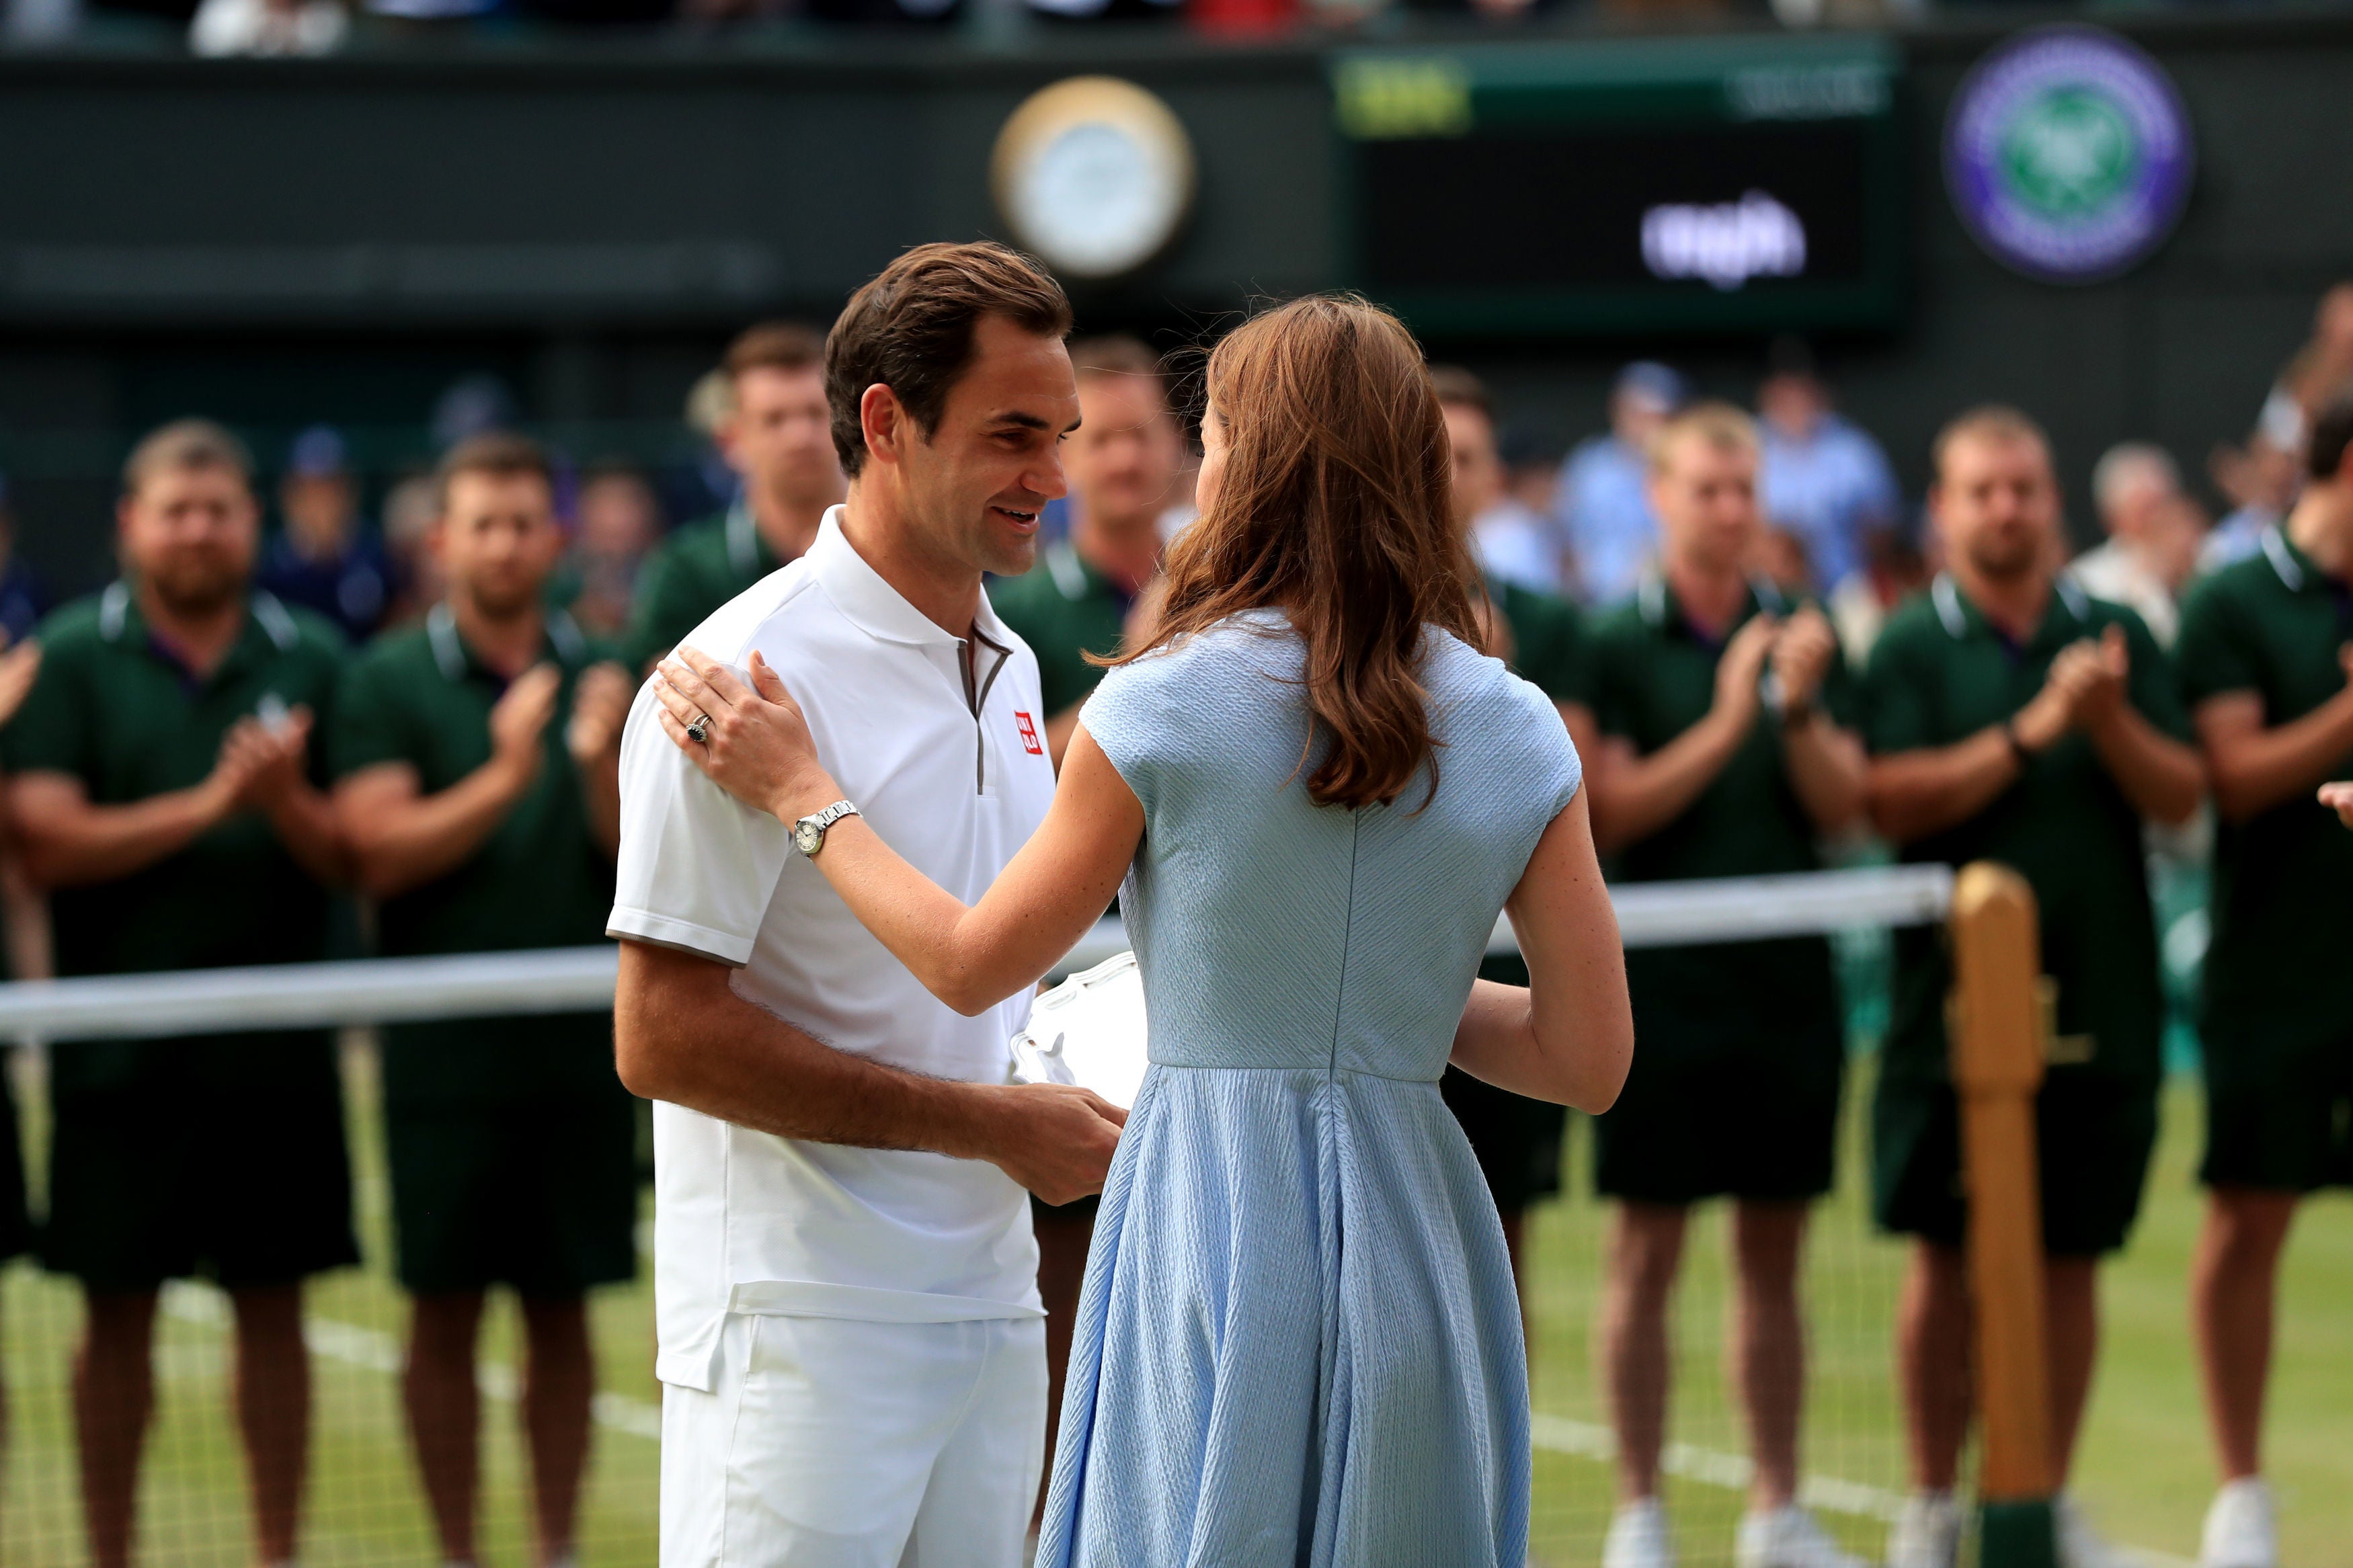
[992,77,1196,282]
[793,819,823,856]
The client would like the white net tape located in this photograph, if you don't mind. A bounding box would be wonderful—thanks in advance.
[0,864,1954,1042]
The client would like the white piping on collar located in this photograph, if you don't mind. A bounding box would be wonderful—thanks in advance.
[428,600,588,681]
[1933,571,2088,639]
[1044,540,1090,603]
[1636,568,1787,628]
[725,497,760,577]
[2261,524,2305,591]
[251,590,300,653]
[98,581,131,641]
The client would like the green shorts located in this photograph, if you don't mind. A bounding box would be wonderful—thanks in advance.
[1442,1067,1568,1213]
[1593,1026,1844,1206]
[387,1087,639,1297]
[2200,1023,2353,1192]
[43,1034,358,1292]
[1872,1070,2157,1257]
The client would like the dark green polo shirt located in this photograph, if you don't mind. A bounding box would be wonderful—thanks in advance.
[1863,575,2185,1086]
[332,604,624,1105]
[3,585,346,1092]
[1492,579,1587,708]
[1589,575,1857,1050]
[988,540,1131,720]
[625,501,784,671]
[2177,526,2353,1051]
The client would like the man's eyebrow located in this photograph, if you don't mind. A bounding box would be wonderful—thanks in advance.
[988,410,1054,431]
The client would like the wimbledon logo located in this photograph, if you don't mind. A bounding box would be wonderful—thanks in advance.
[1945,26,2194,284]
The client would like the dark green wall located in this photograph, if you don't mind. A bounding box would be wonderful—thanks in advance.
[2,13,2349,589]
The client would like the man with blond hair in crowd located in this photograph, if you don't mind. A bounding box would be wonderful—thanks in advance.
[1863,406,2203,1568]
[2071,442,2199,648]
[332,432,637,1568]
[627,321,847,669]
[2176,396,2353,1568]
[1583,403,1871,1568]
[6,419,357,1568]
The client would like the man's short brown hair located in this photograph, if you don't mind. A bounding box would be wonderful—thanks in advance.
[122,418,252,497]
[1933,404,2050,484]
[825,241,1073,479]
[1648,401,1760,474]
[434,431,553,515]
[723,321,826,384]
[1428,366,1492,420]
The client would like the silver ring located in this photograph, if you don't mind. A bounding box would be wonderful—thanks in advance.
[686,714,711,745]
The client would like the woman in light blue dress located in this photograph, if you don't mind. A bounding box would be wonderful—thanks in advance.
[652,296,1634,1565]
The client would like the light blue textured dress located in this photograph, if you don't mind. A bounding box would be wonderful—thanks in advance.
[1035,611,1584,1568]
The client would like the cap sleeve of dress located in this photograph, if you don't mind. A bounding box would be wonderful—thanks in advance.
[1514,669,1585,823]
[1080,654,1179,821]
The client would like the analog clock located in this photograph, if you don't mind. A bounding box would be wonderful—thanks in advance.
[992,77,1196,282]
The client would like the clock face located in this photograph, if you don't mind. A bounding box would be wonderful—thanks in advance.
[993,77,1196,282]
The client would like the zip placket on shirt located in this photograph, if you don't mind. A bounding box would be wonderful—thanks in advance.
[959,628,1012,795]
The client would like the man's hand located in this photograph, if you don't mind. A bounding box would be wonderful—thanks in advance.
[0,639,41,731]
[489,663,563,788]
[1712,614,1780,727]
[2057,626,2131,732]
[2321,782,2353,827]
[1769,606,1837,712]
[2012,642,2100,753]
[221,707,316,813]
[566,661,634,767]
[968,1082,1127,1206]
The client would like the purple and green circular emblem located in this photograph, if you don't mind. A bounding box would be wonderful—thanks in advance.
[1945,26,2195,284]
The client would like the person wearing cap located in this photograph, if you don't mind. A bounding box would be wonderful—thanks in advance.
[1433,365,1595,1298]
[1862,406,2202,1568]
[626,321,846,671]
[1553,361,1683,608]
[1755,340,1902,600]
[257,424,392,644]
[5,418,357,1568]
[1581,403,1870,1568]
[2175,395,2353,1568]
[331,431,638,1568]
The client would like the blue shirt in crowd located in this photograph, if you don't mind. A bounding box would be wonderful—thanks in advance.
[1759,412,1901,592]
[1552,435,1658,608]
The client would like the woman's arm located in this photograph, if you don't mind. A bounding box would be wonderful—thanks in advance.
[1449,788,1633,1114]
[654,650,1144,1015]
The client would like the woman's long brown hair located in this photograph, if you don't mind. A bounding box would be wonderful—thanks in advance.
[1107,295,1482,811]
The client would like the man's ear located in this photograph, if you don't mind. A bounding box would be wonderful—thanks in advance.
[860,383,906,470]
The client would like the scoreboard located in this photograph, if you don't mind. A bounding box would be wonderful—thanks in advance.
[1331,37,1907,337]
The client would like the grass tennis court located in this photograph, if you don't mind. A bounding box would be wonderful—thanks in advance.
[1,1051,2346,1566]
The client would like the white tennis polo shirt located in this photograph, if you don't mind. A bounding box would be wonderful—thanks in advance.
[608,507,1058,1392]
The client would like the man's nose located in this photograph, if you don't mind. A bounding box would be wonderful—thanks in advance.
[1030,448,1070,503]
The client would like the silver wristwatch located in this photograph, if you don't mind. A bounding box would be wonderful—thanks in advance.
[791,799,860,858]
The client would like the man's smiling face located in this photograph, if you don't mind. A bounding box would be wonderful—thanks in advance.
[895,313,1080,579]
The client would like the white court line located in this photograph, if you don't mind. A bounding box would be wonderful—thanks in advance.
[161,1280,664,1442]
[1531,1412,2196,1568]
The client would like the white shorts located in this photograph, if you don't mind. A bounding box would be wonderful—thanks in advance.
[660,1312,1047,1568]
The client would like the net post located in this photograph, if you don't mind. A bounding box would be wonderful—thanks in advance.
[1945,861,2058,1568]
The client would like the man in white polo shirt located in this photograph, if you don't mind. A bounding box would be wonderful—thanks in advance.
[608,241,1126,1568]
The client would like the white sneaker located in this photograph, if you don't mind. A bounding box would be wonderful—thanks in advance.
[2200,1478,2279,1568]
[1882,1491,1960,1568]
[1603,1497,1677,1568]
[1737,1503,1867,1568]
[2057,1494,2126,1568]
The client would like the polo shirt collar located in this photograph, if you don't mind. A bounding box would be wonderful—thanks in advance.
[425,600,588,682]
[2261,523,2312,592]
[98,581,301,684]
[1931,571,2089,645]
[1636,567,1788,638]
[809,505,1015,651]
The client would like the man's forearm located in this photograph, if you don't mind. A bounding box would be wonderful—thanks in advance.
[2087,708,2204,825]
[1868,727,2022,844]
[1590,708,1748,852]
[2208,691,2353,820]
[264,786,352,886]
[614,944,994,1158]
[1782,718,1869,833]
[346,757,531,899]
[13,778,227,889]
